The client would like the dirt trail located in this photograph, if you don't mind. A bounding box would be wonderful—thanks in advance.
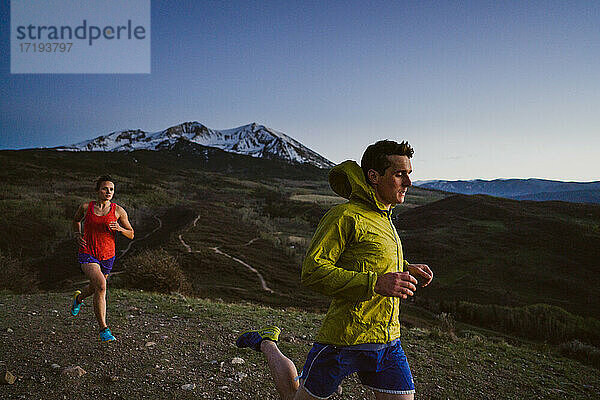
[210,247,274,293]
[118,215,163,259]
[178,215,275,293]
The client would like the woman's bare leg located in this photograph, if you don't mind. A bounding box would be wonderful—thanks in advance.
[80,263,108,329]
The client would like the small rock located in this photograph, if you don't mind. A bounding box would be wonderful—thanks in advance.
[50,364,61,370]
[231,357,245,365]
[174,292,186,300]
[62,366,86,378]
[233,371,247,382]
[145,342,157,347]
[181,383,196,390]
[1,369,16,385]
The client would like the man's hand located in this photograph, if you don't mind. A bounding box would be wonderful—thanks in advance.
[406,264,433,287]
[374,272,418,299]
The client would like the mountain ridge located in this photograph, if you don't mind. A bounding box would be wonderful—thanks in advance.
[54,121,335,169]
[414,178,600,204]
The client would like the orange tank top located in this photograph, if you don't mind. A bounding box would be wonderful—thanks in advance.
[79,201,117,260]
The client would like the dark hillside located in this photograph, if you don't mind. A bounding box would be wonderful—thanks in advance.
[0,149,336,312]
[397,194,600,318]
[2,148,599,340]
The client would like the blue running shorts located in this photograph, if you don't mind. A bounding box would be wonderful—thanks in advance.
[298,339,415,398]
[77,253,115,275]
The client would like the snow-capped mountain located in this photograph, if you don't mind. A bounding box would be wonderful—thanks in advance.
[56,122,335,169]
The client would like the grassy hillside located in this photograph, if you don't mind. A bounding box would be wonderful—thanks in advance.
[396,194,600,320]
[1,290,599,399]
[1,149,599,350]
[0,149,439,303]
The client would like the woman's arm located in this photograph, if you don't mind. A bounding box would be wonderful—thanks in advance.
[110,205,134,240]
[72,202,88,247]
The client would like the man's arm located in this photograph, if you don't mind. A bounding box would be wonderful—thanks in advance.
[301,210,378,301]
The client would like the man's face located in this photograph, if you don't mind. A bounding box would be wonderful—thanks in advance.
[369,155,412,209]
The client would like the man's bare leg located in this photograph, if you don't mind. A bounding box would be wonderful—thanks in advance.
[260,340,298,400]
[259,340,318,400]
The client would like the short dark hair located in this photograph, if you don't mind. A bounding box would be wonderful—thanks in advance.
[361,140,414,180]
[95,175,114,191]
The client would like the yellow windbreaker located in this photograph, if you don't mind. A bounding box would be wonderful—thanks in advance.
[301,160,409,345]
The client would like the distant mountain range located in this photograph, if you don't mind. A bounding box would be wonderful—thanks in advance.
[55,121,335,169]
[414,178,600,204]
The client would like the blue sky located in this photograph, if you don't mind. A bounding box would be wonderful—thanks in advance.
[1,0,599,181]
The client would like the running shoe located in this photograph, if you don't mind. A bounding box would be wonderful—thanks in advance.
[235,326,280,352]
[70,290,83,316]
[99,327,116,342]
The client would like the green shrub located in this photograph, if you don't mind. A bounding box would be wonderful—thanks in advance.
[559,340,600,369]
[0,251,39,293]
[121,249,190,295]
[439,301,600,346]
[430,312,458,341]
[436,312,456,333]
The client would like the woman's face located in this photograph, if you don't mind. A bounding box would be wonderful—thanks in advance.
[97,181,115,201]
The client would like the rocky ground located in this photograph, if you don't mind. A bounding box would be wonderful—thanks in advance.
[1,290,599,399]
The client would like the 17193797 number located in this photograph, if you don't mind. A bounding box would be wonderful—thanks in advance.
[19,43,73,52]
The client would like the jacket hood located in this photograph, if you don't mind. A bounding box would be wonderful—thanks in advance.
[328,160,388,211]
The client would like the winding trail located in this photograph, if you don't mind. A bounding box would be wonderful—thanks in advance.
[178,215,275,293]
[118,215,163,259]
[210,246,274,293]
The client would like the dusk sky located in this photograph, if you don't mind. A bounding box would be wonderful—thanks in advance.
[1,1,599,181]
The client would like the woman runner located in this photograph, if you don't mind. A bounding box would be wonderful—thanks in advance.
[70,175,134,342]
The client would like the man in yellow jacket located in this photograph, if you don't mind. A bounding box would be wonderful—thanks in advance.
[236,140,433,400]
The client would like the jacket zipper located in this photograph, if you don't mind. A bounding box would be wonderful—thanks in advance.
[386,210,400,342]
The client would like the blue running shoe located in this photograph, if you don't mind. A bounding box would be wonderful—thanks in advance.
[70,290,83,316]
[99,327,116,342]
[236,326,280,352]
